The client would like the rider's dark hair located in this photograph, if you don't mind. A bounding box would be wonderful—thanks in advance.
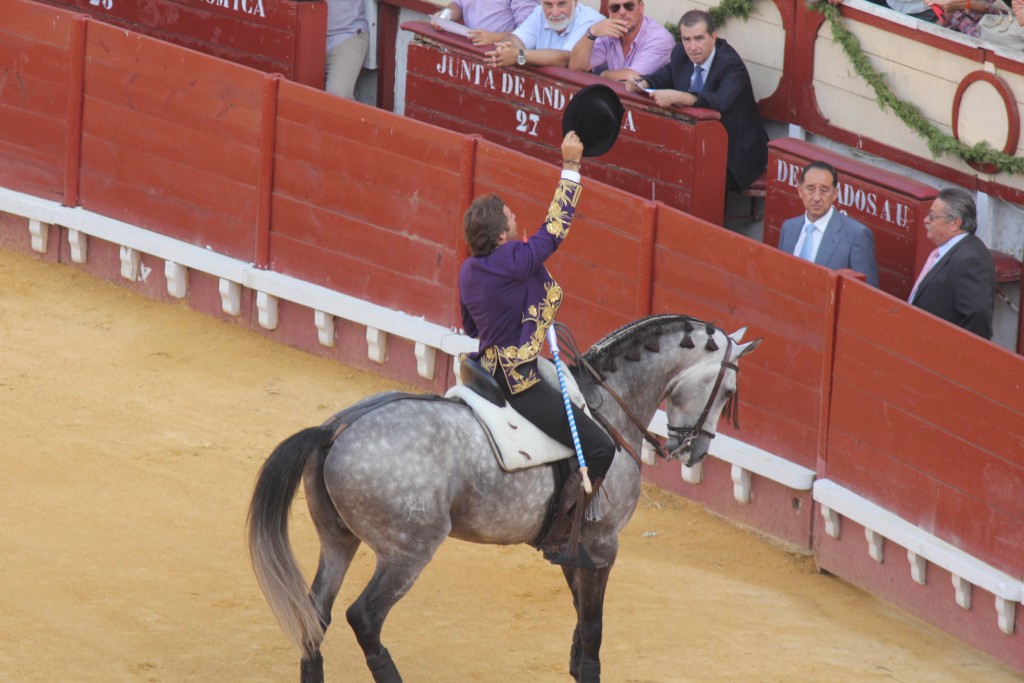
[463,193,509,257]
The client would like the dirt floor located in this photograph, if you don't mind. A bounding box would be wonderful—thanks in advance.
[1,247,1021,683]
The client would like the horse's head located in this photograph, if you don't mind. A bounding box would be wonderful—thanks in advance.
[662,326,761,467]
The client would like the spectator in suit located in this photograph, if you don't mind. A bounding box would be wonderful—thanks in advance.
[486,0,603,68]
[567,0,674,82]
[325,0,369,99]
[908,187,996,339]
[779,161,879,286]
[627,9,769,192]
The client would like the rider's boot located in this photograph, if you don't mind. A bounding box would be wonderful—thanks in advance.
[538,470,603,569]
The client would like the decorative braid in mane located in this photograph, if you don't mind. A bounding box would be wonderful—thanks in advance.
[584,314,716,368]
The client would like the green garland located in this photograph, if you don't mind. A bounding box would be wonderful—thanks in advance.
[671,0,1024,174]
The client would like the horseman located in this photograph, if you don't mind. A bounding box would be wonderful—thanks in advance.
[458,128,616,567]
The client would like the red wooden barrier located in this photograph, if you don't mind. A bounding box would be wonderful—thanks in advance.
[764,138,938,300]
[0,0,77,202]
[819,277,1024,668]
[79,22,266,262]
[826,280,1024,570]
[401,22,730,226]
[271,78,466,324]
[33,0,327,88]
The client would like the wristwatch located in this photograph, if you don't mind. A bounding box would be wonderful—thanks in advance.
[516,49,526,66]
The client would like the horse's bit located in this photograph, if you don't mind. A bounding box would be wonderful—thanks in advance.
[664,336,738,460]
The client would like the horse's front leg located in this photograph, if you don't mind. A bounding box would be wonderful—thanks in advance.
[572,564,613,682]
[560,567,582,679]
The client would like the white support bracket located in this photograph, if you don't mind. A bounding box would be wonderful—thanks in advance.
[366,326,386,363]
[821,504,840,538]
[414,341,436,380]
[119,245,140,281]
[256,291,278,330]
[953,575,972,610]
[639,441,658,467]
[68,229,87,263]
[29,218,48,253]
[865,528,884,563]
[165,261,187,299]
[314,310,335,347]
[219,278,241,316]
[996,596,1016,635]
[731,464,752,503]
[908,550,927,585]
[680,460,703,484]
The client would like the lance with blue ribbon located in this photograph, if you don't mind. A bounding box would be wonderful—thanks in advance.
[546,324,593,494]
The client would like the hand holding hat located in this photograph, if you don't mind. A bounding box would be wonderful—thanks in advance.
[561,84,626,158]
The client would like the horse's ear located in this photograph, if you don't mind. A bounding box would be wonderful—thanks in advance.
[728,327,748,343]
[736,338,763,358]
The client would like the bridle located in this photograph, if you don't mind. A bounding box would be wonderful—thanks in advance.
[553,323,740,467]
[664,336,738,460]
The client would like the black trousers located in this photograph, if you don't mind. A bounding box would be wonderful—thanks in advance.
[497,368,615,480]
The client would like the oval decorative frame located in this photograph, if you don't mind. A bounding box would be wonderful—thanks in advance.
[951,70,1020,175]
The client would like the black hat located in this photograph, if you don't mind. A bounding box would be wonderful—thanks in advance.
[561,84,625,158]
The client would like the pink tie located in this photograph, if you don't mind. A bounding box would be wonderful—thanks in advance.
[908,248,940,302]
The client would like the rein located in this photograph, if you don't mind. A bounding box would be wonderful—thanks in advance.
[664,336,738,460]
[552,325,672,468]
[553,324,739,467]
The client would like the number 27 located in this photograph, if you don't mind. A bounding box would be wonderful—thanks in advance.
[515,110,539,137]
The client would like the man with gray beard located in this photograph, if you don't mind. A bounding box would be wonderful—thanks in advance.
[486,0,603,68]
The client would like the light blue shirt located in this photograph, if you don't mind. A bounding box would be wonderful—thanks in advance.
[513,3,604,51]
[936,231,969,260]
[793,206,835,261]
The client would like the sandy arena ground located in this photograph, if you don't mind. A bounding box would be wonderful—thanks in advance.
[1,248,1021,683]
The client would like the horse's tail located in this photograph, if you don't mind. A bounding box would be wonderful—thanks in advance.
[246,425,335,657]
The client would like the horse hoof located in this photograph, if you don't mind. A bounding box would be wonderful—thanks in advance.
[367,647,402,683]
[300,652,324,683]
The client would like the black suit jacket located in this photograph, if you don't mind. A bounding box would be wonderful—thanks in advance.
[644,39,769,190]
[910,233,996,339]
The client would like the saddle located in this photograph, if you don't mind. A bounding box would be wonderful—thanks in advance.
[446,357,586,472]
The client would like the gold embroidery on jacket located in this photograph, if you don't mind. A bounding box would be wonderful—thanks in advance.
[545,180,581,239]
[492,281,563,394]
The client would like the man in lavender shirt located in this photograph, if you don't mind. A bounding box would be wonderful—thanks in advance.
[568,0,674,82]
[432,0,537,45]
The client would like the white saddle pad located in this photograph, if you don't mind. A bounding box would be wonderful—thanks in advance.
[446,357,587,472]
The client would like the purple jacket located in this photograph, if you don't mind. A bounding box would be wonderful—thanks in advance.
[459,177,582,394]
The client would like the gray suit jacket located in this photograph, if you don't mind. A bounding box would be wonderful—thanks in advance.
[779,211,879,287]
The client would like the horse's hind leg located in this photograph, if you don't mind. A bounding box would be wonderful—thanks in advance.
[346,550,439,683]
[301,467,362,683]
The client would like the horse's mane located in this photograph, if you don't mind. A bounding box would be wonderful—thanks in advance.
[582,314,716,367]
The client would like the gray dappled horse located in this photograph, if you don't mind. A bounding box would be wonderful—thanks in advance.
[247,314,760,682]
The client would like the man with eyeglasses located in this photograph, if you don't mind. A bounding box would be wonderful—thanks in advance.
[626,9,768,192]
[486,0,602,68]
[567,0,674,82]
[909,187,996,339]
